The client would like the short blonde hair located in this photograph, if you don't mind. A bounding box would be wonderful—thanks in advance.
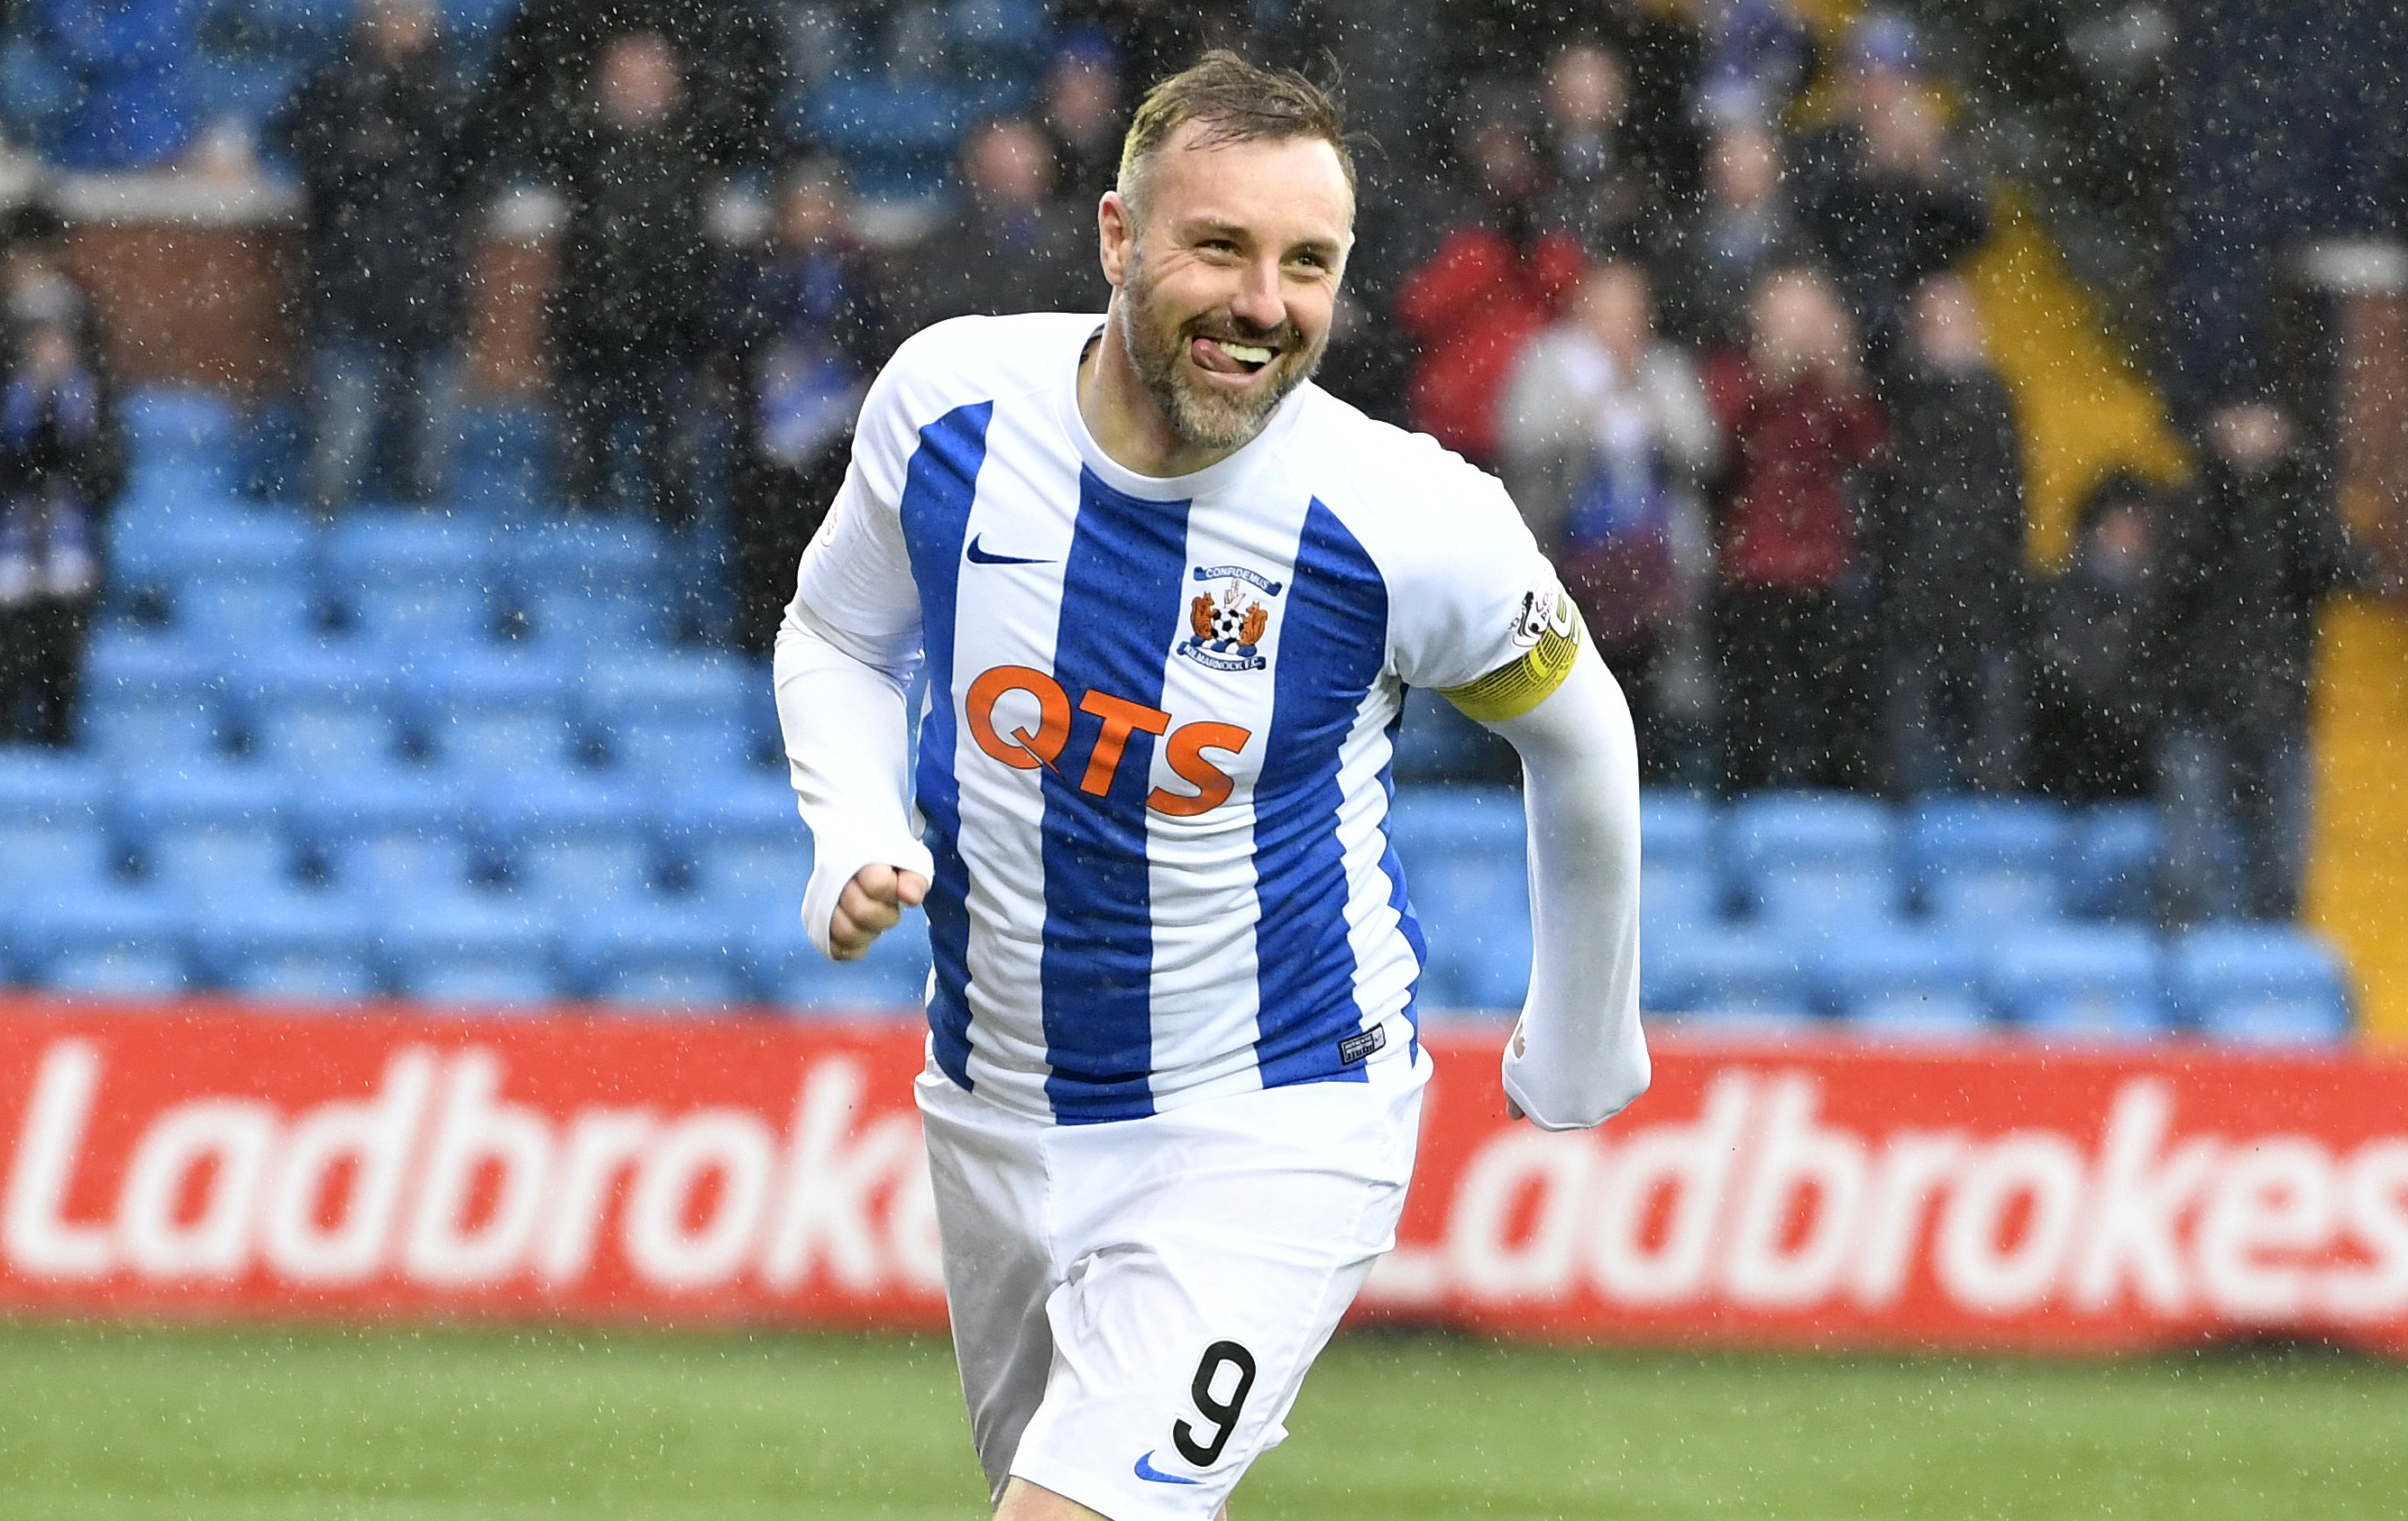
[1116,50,1354,219]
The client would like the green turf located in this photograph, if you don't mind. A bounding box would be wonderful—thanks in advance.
[1,1323,2403,1520]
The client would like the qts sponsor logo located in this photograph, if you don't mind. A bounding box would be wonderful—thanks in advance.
[965,665,1250,817]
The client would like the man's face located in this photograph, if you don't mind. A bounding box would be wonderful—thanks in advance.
[1103,124,1351,454]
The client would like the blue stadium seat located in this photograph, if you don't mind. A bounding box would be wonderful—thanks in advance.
[380,892,560,1005]
[119,505,314,600]
[325,514,501,653]
[2066,802,2162,921]
[806,74,963,197]
[124,388,238,471]
[2167,925,2352,1045]
[78,631,229,761]
[1820,926,1992,1038]
[171,572,327,655]
[516,581,666,653]
[412,646,586,780]
[585,652,756,782]
[479,774,662,909]
[12,884,195,996]
[1389,786,1529,1012]
[1639,790,1715,868]
[1907,797,2069,927]
[753,907,932,1012]
[1990,926,2168,1040]
[124,765,303,910]
[343,579,499,654]
[298,771,474,903]
[235,644,410,774]
[1653,924,1816,1029]
[1640,861,1722,939]
[197,892,382,1002]
[659,774,809,903]
[567,904,752,1012]
[500,515,665,599]
[0,752,118,893]
[1725,792,1901,927]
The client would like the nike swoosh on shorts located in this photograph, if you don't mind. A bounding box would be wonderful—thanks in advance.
[1132,1451,1201,1485]
[966,534,1052,565]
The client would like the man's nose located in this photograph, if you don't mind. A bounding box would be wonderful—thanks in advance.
[1229,257,1285,331]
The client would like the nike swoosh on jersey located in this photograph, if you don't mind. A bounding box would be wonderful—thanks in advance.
[966,533,1053,565]
[1132,1452,1201,1485]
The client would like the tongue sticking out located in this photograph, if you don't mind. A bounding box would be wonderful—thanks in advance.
[1192,336,1271,374]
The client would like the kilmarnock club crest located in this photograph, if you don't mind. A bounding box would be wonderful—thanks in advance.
[1177,564,1282,672]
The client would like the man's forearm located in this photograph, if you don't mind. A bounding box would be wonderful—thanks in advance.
[1485,641,1649,1128]
[773,603,934,957]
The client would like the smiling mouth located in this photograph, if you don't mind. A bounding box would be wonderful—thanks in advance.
[1191,334,1280,376]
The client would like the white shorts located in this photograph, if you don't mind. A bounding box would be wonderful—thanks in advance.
[915,1049,1428,1520]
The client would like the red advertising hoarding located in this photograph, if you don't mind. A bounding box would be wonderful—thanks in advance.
[2,998,2403,1357]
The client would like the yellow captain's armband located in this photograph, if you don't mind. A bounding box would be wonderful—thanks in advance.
[1435,587,1585,723]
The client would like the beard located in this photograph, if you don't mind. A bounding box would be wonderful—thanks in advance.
[1118,245,1324,454]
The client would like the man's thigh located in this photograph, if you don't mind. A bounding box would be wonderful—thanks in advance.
[922,1064,1424,1521]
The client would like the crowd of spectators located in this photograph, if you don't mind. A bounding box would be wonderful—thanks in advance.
[0,0,2390,930]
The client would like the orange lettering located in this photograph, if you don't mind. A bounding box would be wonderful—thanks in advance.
[1076,690,1173,796]
[1149,721,1251,817]
[966,665,1072,770]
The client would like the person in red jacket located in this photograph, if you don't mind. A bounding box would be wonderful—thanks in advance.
[1704,264,1887,793]
[1396,116,1588,467]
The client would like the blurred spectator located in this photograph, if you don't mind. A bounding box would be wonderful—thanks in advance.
[271,0,466,512]
[1396,115,1587,468]
[1703,265,1885,793]
[1535,41,1657,257]
[545,31,714,532]
[467,0,780,181]
[713,160,893,659]
[1868,274,2028,795]
[2143,399,2376,923]
[2031,472,2159,801]
[1040,26,1128,214]
[0,223,124,747]
[38,0,197,170]
[1787,12,1989,373]
[900,116,1099,334]
[1696,0,1814,126]
[1501,259,1717,782]
[1657,119,1811,348]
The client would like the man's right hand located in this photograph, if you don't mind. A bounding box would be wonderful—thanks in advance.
[829,863,930,961]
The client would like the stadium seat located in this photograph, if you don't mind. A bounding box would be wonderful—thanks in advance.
[1820,926,1992,1038]
[753,906,932,1013]
[326,513,501,653]
[1725,791,1902,927]
[122,504,314,596]
[584,651,757,782]
[78,631,229,761]
[11,884,196,996]
[1653,925,1816,1029]
[500,515,665,600]
[2167,925,2352,1044]
[1638,790,1716,868]
[170,572,328,655]
[234,644,410,774]
[566,904,752,1012]
[515,581,666,653]
[1989,926,2169,1040]
[659,774,810,905]
[380,892,560,1005]
[479,774,663,909]
[0,752,119,893]
[1388,786,1529,1012]
[411,646,586,780]
[2065,802,2162,921]
[298,771,475,903]
[123,388,238,472]
[1640,861,1722,939]
[806,74,963,197]
[1907,797,2068,927]
[197,892,382,1003]
[123,765,303,911]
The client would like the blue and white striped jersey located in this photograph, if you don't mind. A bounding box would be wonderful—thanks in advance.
[792,312,1580,1125]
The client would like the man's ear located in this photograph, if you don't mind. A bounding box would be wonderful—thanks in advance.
[1098,189,1133,289]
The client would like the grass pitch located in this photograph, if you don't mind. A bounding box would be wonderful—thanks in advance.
[1,1323,2402,1520]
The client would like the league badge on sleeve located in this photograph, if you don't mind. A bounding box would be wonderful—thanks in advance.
[1177,565,1283,673]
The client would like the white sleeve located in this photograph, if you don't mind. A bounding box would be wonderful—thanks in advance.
[773,602,936,959]
[1486,639,1650,1129]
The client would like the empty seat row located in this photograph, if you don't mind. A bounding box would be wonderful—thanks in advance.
[0,878,926,1014]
